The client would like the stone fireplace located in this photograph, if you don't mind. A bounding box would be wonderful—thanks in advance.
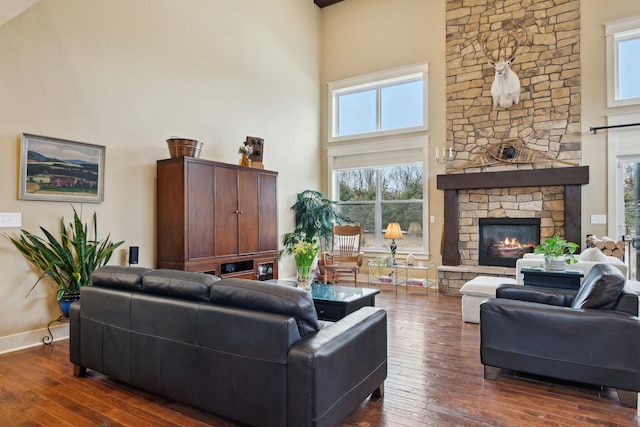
[438,0,584,293]
[436,166,589,293]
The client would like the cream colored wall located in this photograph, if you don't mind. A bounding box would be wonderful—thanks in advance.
[320,0,446,264]
[581,0,640,239]
[0,0,321,344]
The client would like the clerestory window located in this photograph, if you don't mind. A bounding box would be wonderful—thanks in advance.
[606,16,640,107]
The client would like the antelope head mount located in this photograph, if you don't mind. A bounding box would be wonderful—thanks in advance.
[478,22,528,109]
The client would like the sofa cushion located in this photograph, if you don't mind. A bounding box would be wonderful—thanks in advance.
[91,265,153,291]
[210,278,319,337]
[578,247,608,262]
[571,263,626,310]
[142,269,220,302]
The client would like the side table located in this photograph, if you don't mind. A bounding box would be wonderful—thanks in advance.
[521,267,584,290]
[368,260,437,294]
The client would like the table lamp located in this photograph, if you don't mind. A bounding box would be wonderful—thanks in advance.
[384,222,403,259]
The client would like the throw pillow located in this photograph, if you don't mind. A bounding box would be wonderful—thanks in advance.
[578,247,608,262]
[571,263,626,310]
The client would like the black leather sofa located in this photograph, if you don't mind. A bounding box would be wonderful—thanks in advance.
[480,263,640,407]
[69,266,387,427]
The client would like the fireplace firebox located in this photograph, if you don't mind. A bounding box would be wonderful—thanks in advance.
[478,218,541,267]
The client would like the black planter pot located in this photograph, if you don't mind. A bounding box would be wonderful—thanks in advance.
[58,292,80,318]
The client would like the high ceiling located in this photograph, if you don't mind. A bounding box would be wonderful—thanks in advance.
[315,0,344,8]
[0,0,39,27]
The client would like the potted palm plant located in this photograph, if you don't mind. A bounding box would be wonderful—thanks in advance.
[7,206,123,317]
[533,233,579,271]
[280,190,350,284]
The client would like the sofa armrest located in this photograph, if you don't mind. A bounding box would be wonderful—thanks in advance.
[287,306,387,427]
[496,285,575,307]
[69,300,83,375]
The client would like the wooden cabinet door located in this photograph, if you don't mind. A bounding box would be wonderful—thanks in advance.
[258,172,278,252]
[214,165,239,257]
[238,169,259,254]
[187,161,215,259]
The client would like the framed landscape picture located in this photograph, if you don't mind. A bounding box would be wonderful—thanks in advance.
[19,133,105,203]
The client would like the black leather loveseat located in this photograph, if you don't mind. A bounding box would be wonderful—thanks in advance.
[480,263,640,407]
[69,266,387,427]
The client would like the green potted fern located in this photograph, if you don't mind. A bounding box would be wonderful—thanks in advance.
[280,190,350,284]
[7,206,123,317]
[280,190,351,255]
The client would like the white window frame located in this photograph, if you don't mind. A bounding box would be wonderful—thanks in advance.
[327,63,429,143]
[326,136,430,258]
[605,16,640,108]
[608,111,640,239]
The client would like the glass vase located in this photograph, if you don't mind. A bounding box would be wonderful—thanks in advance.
[296,264,313,289]
[239,153,251,167]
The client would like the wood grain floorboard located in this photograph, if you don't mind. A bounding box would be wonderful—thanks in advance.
[0,284,638,426]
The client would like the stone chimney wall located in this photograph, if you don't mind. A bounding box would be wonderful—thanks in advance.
[445,0,581,266]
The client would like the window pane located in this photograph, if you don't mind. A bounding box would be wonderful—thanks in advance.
[337,89,376,136]
[382,204,423,251]
[337,169,377,201]
[381,80,423,131]
[338,203,375,248]
[619,37,640,100]
[381,164,424,201]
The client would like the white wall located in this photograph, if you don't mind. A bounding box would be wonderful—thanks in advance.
[0,0,321,348]
[581,0,640,239]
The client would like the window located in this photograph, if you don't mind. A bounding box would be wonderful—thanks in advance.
[328,63,428,142]
[606,16,640,107]
[327,136,429,256]
[335,164,424,254]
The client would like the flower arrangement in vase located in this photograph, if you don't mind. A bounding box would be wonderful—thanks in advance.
[238,144,253,167]
[292,240,320,288]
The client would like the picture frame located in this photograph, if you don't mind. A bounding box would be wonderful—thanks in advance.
[19,133,105,203]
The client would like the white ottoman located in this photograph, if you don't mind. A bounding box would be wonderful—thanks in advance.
[460,276,518,323]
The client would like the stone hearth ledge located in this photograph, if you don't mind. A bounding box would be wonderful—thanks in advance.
[437,265,515,295]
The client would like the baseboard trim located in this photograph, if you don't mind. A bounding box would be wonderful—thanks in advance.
[0,323,69,355]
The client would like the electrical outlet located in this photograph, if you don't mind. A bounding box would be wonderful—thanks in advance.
[590,214,606,225]
[0,213,21,228]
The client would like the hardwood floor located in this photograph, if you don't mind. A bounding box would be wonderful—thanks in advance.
[1,285,639,426]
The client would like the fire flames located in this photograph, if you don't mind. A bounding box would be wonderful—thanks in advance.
[489,236,534,258]
[501,237,521,247]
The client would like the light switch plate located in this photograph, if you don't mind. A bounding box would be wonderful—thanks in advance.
[590,214,606,225]
[0,213,22,228]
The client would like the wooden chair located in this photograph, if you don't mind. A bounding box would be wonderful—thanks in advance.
[318,224,364,285]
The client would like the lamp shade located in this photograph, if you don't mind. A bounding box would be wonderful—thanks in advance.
[384,222,403,240]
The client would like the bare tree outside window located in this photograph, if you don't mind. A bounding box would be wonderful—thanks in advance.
[336,164,423,252]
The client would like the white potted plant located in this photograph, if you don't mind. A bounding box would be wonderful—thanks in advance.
[533,233,578,271]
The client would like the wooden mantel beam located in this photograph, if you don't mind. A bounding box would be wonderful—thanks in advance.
[437,167,589,190]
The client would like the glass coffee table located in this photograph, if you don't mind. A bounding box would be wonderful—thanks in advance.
[268,280,380,321]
